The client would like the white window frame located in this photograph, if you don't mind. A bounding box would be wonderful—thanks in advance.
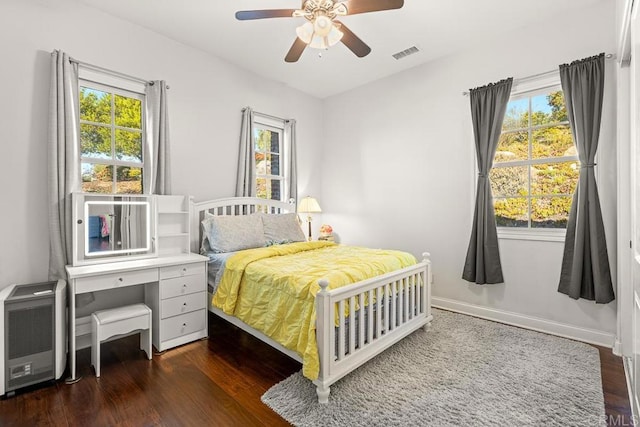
[491,74,582,242]
[78,69,146,194]
[253,114,287,202]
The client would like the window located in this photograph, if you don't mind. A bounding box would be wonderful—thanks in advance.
[491,85,579,230]
[254,117,285,201]
[79,81,145,194]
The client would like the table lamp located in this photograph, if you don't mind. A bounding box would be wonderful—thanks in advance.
[297,196,322,241]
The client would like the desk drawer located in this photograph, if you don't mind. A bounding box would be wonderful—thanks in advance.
[160,310,206,342]
[75,269,158,294]
[160,263,205,280]
[160,274,205,299]
[161,292,206,319]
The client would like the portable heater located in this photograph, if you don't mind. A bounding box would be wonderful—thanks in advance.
[0,280,66,396]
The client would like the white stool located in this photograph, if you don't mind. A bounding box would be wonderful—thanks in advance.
[91,303,152,377]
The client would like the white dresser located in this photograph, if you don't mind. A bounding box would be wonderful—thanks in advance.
[66,194,210,381]
[66,253,208,381]
[144,261,207,352]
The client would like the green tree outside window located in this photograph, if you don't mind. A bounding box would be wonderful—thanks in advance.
[80,85,144,194]
[492,89,578,229]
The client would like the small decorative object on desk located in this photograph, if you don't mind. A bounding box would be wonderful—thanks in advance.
[318,224,334,241]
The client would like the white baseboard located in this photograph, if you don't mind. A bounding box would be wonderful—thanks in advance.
[613,338,623,356]
[432,297,615,348]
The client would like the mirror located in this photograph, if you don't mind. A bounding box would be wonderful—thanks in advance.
[73,193,156,265]
[85,199,150,256]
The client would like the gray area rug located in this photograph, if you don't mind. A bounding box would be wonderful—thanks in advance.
[262,309,605,426]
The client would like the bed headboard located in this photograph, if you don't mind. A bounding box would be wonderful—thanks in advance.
[190,197,295,253]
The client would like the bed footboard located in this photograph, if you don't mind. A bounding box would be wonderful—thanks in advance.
[314,252,433,403]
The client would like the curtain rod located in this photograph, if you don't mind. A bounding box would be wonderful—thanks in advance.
[244,108,289,123]
[461,53,615,96]
[69,56,169,89]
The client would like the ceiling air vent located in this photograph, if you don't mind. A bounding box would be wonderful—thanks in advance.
[392,46,420,60]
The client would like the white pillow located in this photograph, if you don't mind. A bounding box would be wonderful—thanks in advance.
[262,213,306,245]
[202,213,265,253]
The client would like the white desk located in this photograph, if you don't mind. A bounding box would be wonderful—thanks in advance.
[65,253,208,381]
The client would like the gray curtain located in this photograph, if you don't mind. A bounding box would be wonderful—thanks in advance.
[284,119,298,204]
[462,78,513,285]
[48,50,80,281]
[144,80,171,195]
[557,54,614,303]
[235,107,256,197]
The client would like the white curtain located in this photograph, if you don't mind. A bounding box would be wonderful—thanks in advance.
[236,108,298,202]
[235,107,256,197]
[284,119,298,204]
[48,50,81,281]
[144,81,171,195]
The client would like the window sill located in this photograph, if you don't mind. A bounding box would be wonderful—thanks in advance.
[497,228,566,242]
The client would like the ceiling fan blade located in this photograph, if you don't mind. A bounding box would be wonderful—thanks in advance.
[235,9,297,20]
[335,21,371,58]
[285,38,307,63]
[341,0,404,15]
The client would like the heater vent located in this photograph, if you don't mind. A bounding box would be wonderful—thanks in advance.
[3,280,65,395]
[392,46,420,60]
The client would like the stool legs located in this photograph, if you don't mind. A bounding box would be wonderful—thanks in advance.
[91,314,101,377]
[90,305,152,378]
[92,329,151,377]
[140,325,152,360]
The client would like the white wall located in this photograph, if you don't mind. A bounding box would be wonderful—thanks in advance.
[0,0,324,293]
[321,2,618,341]
[0,0,620,342]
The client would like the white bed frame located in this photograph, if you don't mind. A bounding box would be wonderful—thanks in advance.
[190,197,433,403]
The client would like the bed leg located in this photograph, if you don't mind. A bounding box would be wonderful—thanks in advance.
[421,321,432,332]
[316,384,330,404]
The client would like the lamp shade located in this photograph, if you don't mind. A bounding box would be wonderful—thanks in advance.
[298,196,322,214]
[296,19,343,50]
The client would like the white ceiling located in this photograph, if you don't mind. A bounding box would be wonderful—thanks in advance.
[76,0,608,99]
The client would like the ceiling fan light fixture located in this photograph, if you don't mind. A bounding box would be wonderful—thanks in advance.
[333,3,348,16]
[313,15,333,37]
[297,20,343,50]
[325,24,344,46]
[296,21,314,44]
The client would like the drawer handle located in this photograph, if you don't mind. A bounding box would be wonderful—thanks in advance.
[118,278,124,282]
[182,323,187,328]
[182,268,187,273]
[183,302,187,306]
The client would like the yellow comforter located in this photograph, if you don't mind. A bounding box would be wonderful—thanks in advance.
[212,241,417,380]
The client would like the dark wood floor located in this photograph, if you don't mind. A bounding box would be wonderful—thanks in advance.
[0,313,633,426]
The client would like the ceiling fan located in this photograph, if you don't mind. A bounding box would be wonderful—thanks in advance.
[236,0,405,63]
